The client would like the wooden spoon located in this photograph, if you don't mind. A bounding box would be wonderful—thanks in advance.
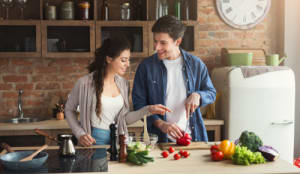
[20,144,48,162]
[143,115,150,145]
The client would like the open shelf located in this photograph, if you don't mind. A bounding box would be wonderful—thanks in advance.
[96,21,148,57]
[41,20,95,58]
[0,20,41,57]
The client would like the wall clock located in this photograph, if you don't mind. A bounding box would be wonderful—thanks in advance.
[216,0,271,30]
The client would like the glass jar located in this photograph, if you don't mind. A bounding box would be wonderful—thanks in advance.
[45,5,56,20]
[120,2,130,20]
[60,1,74,20]
[78,1,90,20]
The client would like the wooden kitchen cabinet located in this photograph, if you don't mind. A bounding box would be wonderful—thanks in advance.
[96,21,148,57]
[41,20,95,58]
[0,20,41,57]
[0,0,198,58]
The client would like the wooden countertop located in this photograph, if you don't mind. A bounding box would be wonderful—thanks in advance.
[0,119,224,131]
[1,146,299,174]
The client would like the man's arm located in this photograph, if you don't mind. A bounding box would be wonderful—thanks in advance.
[195,62,216,107]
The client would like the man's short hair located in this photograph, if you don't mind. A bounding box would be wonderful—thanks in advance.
[151,15,186,41]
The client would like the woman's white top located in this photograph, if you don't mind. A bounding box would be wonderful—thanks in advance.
[91,94,124,130]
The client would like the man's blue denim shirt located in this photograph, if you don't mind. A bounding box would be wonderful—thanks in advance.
[132,49,216,142]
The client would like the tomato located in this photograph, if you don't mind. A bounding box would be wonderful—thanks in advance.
[179,150,184,156]
[168,146,175,153]
[176,133,192,146]
[210,145,219,155]
[161,151,169,158]
[211,151,224,161]
[294,157,300,168]
[174,153,181,160]
[182,151,190,158]
[183,133,192,140]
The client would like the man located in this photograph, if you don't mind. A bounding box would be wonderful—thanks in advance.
[132,15,216,142]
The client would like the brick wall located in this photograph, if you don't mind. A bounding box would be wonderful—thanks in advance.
[0,0,279,119]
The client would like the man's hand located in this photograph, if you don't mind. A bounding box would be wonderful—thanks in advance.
[185,92,201,118]
[148,104,172,115]
[154,120,183,139]
[79,134,96,147]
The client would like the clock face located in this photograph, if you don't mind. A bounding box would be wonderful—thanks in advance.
[216,0,271,29]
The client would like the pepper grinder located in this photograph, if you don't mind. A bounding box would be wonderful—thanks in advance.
[119,134,127,162]
[109,123,118,161]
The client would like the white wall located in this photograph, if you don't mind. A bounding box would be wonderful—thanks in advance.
[284,0,300,159]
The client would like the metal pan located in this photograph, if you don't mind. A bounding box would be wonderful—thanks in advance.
[0,151,48,171]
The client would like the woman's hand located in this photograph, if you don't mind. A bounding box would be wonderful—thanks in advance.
[79,134,96,147]
[154,119,183,139]
[148,104,172,116]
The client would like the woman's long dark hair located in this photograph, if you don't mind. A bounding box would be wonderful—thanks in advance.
[88,35,131,117]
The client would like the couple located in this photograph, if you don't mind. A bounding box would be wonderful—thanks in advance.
[65,15,216,146]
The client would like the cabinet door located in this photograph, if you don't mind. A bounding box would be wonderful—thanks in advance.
[148,21,198,56]
[41,21,95,58]
[0,20,41,58]
[96,21,148,57]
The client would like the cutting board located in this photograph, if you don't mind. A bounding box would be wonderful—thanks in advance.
[221,48,266,66]
[159,142,211,150]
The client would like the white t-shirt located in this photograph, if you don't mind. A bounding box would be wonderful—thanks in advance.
[163,56,191,141]
[91,94,124,130]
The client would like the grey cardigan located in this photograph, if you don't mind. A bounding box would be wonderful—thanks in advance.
[65,73,150,140]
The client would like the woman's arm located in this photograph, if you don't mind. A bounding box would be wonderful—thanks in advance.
[64,80,86,140]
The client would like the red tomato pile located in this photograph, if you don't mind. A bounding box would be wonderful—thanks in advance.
[210,145,224,161]
[294,157,300,168]
[161,146,190,160]
[176,133,192,146]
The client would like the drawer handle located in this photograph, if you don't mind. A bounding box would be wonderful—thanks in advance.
[271,120,293,125]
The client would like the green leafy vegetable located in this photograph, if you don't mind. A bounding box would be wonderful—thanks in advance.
[238,130,263,152]
[232,145,266,165]
[127,142,154,165]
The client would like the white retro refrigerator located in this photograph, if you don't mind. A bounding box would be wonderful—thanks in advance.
[211,67,295,163]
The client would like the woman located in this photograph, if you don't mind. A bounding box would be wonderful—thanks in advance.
[65,35,171,146]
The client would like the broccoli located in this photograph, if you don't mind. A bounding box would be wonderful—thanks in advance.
[238,131,263,152]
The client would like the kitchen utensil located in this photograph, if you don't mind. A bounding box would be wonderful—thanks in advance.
[143,115,150,145]
[227,53,253,66]
[58,134,76,157]
[0,151,48,170]
[266,54,286,66]
[159,142,210,150]
[0,143,14,153]
[34,128,57,141]
[20,144,48,162]
[34,128,78,145]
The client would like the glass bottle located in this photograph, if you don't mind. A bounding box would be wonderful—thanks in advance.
[182,0,189,20]
[161,0,168,17]
[78,1,90,20]
[120,2,130,20]
[174,0,181,20]
[101,0,109,20]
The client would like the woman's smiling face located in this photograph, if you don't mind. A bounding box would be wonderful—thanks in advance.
[106,49,130,76]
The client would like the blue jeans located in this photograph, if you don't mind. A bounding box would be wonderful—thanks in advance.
[91,127,111,145]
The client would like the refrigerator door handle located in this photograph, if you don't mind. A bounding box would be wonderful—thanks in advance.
[271,120,294,125]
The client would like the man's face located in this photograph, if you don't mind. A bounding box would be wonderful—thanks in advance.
[153,32,181,60]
